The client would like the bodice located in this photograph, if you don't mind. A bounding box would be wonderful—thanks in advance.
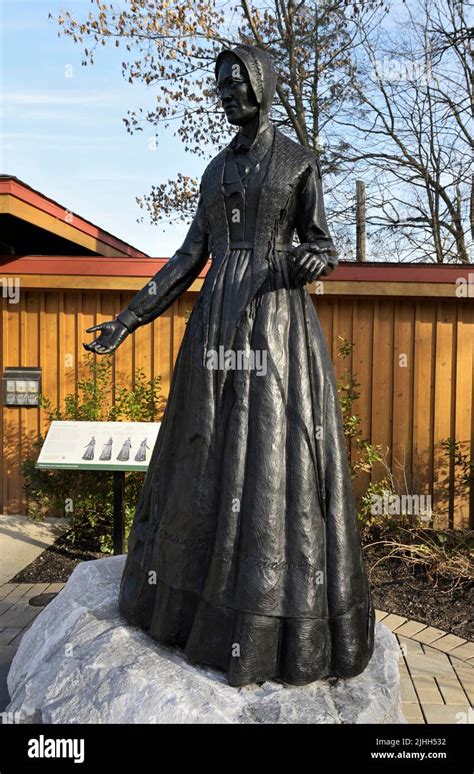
[222,139,273,246]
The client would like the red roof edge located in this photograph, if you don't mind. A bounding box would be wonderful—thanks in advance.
[0,176,149,258]
[0,255,473,282]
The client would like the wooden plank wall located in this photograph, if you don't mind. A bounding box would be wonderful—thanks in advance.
[1,290,473,528]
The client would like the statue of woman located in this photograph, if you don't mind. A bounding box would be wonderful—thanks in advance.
[82,436,95,461]
[99,437,113,461]
[116,437,132,462]
[134,438,150,462]
[84,44,375,687]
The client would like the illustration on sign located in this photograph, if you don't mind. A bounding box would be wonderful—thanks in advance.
[36,421,161,471]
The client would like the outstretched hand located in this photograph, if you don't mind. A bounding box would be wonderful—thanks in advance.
[83,319,130,355]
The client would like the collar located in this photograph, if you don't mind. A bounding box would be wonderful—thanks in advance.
[231,120,274,167]
[232,116,272,150]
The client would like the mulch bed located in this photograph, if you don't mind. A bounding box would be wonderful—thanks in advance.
[10,531,473,642]
[364,543,473,641]
[10,534,103,584]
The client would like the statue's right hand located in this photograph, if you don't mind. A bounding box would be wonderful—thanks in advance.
[83,319,130,355]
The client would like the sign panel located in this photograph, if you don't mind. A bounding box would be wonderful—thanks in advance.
[36,421,161,471]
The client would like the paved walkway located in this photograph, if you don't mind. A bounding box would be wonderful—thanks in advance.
[0,515,69,585]
[0,581,67,712]
[376,610,473,724]
[0,584,472,723]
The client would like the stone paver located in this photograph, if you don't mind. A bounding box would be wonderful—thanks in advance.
[0,585,18,601]
[436,675,470,706]
[0,600,16,616]
[410,626,448,644]
[406,648,454,680]
[393,620,427,638]
[380,613,407,631]
[397,634,424,655]
[46,582,67,594]
[412,675,444,704]
[24,583,51,597]
[0,628,22,646]
[1,583,35,601]
[429,633,467,653]
[422,704,472,724]
[450,661,474,706]
[448,642,474,662]
[0,582,67,711]
[402,703,425,723]
[384,614,473,725]
[0,592,471,723]
[400,673,419,703]
[0,604,41,629]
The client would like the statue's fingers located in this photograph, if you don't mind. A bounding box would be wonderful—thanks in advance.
[308,263,326,283]
[299,259,319,285]
[309,256,325,272]
[305,257,320,274]
[292,253,313,281]
[292,249,311,263]
[85,324,105,333]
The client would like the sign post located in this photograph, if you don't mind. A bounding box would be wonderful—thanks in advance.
[113,470,126,555]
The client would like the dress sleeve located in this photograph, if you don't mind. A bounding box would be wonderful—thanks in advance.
[116,190,209,332]
[294,160,338,277]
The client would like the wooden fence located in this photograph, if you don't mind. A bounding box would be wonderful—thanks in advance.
[1,256,473,528]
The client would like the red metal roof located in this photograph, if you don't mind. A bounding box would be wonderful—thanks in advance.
[0,175,149,258]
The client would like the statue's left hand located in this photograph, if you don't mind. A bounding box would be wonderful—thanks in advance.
[290,245,333,287]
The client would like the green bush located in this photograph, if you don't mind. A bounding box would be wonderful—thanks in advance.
[21,355,166,554]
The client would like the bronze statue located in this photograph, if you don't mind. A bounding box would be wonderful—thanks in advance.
[84,44,375,686]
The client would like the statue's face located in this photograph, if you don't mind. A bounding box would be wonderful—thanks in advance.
[216,56,259,126]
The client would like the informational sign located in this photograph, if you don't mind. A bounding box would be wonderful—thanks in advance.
[36,421,161,472]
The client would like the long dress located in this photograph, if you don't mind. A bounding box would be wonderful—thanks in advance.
[82,438,95,461]
[134,439,150,462]
[118,125,375,686]
[99,438,113,461]
[117,438,132,462]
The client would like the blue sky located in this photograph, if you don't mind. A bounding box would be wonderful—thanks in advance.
[3,1,467,264]
[1,0,212,256]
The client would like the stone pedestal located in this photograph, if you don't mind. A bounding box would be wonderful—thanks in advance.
[7,556,406,724]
